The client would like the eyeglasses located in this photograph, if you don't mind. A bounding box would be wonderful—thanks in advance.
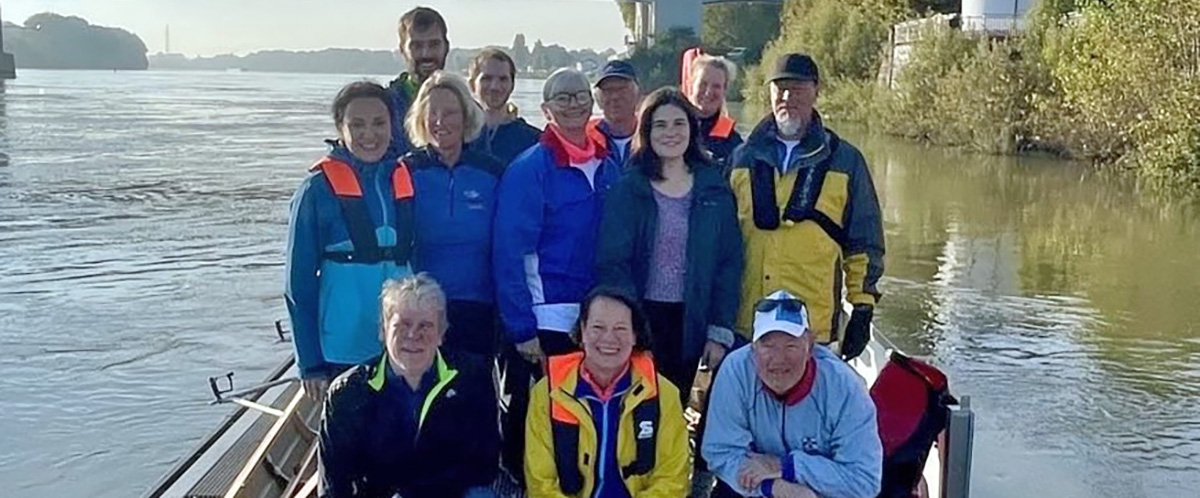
[755,298,806,314]
[549,90,593,107]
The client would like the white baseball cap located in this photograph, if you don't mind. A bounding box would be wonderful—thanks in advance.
[752,290,811,342]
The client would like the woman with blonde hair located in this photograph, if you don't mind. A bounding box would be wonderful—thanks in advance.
[402,70,505,358]
[684,53,744,170]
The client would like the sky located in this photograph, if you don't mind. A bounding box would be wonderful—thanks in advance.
[5,0,631,56]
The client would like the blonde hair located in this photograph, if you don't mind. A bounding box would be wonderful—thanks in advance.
[404,71,486,147]
[380,273,449,334]
[689,54,738,89]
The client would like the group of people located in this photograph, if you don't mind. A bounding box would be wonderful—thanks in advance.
[284,6,886,498]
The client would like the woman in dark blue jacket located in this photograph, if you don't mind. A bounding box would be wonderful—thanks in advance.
[596,88,744,400]
[402,71,503,358]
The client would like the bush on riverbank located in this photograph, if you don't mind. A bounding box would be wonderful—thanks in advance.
[748,0,1200,190]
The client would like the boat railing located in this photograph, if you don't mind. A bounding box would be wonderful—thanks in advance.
[943,396,975,498]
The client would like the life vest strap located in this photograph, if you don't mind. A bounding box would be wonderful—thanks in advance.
[710,115,736,140]
[312,158,415,265]
[749,132,846,245]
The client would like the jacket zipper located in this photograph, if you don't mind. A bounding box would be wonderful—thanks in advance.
[376,165,390,231]
[447,168,456,217]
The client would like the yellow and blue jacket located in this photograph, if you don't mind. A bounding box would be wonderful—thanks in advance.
[525,352,689,498]
[729,113,885,343]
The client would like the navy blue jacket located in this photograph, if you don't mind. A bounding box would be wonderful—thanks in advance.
[471,117,542,166]
[596,162,744,361]
[319,350,499,498]
[405,147,503,304]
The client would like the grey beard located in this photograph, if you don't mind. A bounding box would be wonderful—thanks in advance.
[777,118,803,137]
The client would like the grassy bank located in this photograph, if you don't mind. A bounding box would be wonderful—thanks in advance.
[748,0,1200,191]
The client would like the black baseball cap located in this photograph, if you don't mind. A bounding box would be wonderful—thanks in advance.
[768,53,820,84]
[596,59,639,86]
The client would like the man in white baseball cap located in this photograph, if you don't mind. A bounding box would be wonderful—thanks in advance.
[701,290,882,498]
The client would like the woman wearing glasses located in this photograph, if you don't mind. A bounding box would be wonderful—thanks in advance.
[596,88,744,401]
[492,68,624,485]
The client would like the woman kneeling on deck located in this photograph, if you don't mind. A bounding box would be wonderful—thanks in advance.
[525,287,689,498]
[318,274,499,498]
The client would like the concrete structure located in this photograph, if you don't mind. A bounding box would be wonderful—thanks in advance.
[961,0,1033,34]
[1,3,15,79]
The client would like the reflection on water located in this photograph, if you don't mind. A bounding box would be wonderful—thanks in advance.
[0,71,1196,498]
[846,130,1200,497]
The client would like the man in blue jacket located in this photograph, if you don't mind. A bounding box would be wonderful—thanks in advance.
[588,59,640,166]
[492,68,622,484]
[702,290,883,498]
[387,6,449,155]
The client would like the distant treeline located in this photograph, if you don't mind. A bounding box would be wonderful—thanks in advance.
[150,35,618,77]
[2,13,148,70]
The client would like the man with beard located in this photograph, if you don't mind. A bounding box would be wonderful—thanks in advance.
[388,7,450,155]
[727,54,885,362]
[468,48,541,166]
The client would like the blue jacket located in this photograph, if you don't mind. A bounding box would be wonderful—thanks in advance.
[405,147,503,304]
[386,73,418,156]
[471,116,542,166]
[588,118,635,167]
[493,130,622,343]
[285,144,414,379]
[702,345,883,498]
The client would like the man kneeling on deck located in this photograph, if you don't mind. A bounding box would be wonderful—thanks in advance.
[319,274,499,498]
[702,290,882,498]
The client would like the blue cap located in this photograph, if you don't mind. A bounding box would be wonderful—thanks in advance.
[596,59,638,86]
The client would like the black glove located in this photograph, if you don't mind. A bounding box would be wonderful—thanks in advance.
[841,305,873,361]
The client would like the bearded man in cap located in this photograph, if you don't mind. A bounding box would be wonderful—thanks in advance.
[702,290,882,498]
[492,67,623,484]
[728,53,885,362]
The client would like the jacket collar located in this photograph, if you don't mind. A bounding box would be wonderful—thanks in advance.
[547,351,659,418]
[744,111,831,171]
[541,124,609,166]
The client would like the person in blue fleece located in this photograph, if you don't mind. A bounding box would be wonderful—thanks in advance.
[493,68,622,485]
[402,70,503,358]
[386,6,450,155]
[468,48,541,166]
[286,80,415,401]
[702,290,882,498]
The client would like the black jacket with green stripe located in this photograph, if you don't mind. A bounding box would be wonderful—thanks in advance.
[318,349,499,498]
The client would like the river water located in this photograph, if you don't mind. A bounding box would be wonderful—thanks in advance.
[0,70,1197,498]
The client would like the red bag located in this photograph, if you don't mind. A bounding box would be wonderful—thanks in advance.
[870,352,955,498]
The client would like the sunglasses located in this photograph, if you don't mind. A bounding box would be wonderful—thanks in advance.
[755,298,806,314]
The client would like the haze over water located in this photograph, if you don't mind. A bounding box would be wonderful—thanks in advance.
[0,70,1197,497]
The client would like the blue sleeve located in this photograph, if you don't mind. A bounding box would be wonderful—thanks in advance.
[285,176,327,379]
[492,156,544,344]
[784,375,883,498]
[701,351,764,497]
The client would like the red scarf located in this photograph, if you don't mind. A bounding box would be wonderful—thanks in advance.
[544,123,603,164]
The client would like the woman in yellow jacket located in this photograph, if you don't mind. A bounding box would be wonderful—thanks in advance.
[525,287,689,498]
